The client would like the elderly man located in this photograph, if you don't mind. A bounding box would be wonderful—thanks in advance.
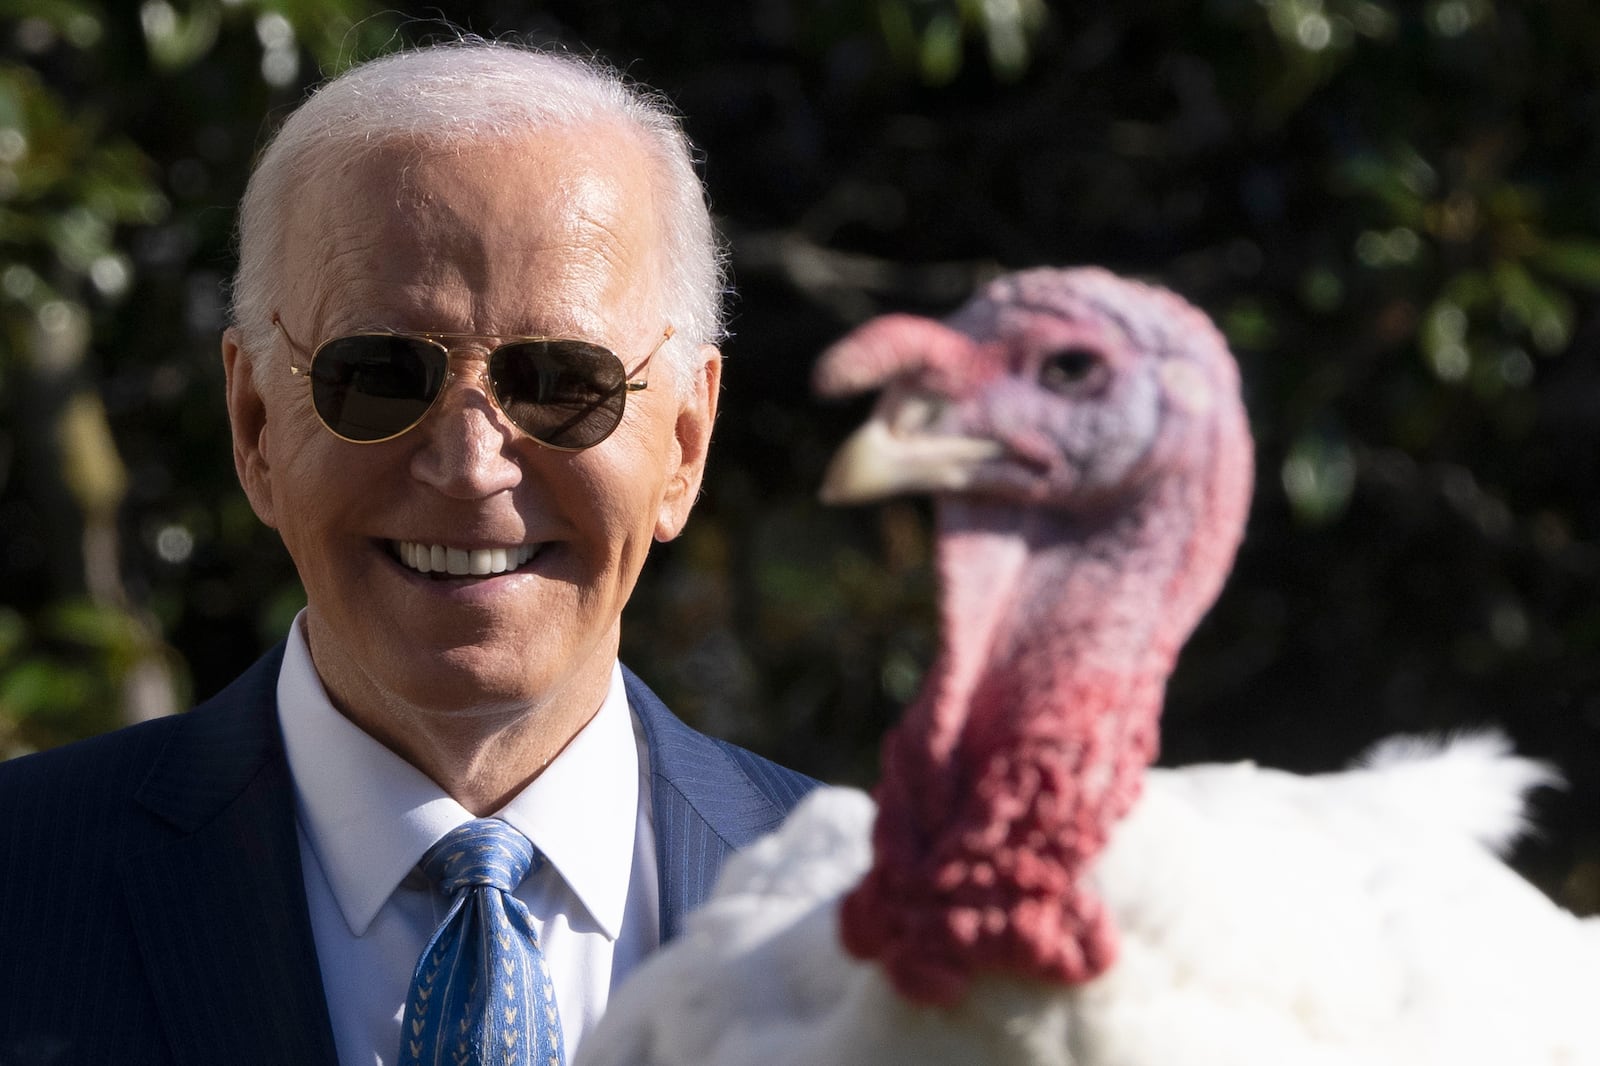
[0,43,815,1065]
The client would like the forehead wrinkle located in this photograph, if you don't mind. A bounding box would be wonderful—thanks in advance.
[545,212,626,284]
[557,135,662,321]
[283,127,662,349]
[299,225,484,338]
[452,169,637,334]
[580,216,635,295]
[274,225,354,341]
[301,238,403,335]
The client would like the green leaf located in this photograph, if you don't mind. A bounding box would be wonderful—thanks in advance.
[44,599,144,653]
[1222,298,1277,350]
[1281,429,1356,526]
[0,657,93,721]
[0,606,26,660]
[1531,238,1600,291]
[140,0,222,71]
[918,12,963,85]
[1493,261,1573,354]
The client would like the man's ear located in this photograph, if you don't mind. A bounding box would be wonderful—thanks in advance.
[221,326,278,529]
[654,344,722,542]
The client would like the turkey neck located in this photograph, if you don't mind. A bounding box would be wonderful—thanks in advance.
[841,473,1216,1006]
[921,491,1194,780]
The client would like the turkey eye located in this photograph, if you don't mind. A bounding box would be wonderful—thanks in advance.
[1038,348,1101,393]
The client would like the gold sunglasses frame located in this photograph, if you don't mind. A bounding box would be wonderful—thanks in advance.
[271,315,674,451]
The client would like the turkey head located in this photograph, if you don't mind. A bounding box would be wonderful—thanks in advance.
[814,267,1255,1005]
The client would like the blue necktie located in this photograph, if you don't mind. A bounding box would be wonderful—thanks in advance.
[399,819,565,1066]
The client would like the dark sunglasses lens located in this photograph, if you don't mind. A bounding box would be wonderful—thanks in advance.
[310,336,447,442]
[490,341,629,449]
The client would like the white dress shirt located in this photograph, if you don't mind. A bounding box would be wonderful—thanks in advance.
[275,612,659,1065]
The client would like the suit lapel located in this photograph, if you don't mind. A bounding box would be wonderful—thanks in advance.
[624,668,799,941]
[121,644,339,1066]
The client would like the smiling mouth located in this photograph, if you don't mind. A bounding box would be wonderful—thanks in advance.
[390,540,538,578]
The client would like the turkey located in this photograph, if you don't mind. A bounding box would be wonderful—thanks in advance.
[577,267,1596,1066]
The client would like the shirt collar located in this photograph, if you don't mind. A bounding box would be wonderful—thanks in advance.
[275,611,640,940]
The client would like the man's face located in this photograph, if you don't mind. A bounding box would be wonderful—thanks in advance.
[223,126,718,754]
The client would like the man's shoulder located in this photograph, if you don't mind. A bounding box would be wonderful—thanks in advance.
[699,732,820,814]
[0,713,194,919]
[620,664,825,936]
[0,711,187,805]
[0,642,287,820]
[621,665,821,830]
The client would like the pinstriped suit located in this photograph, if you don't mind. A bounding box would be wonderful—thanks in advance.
[0,642,817,1065]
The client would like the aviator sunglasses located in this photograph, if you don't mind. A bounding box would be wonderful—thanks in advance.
[272,315,674,451]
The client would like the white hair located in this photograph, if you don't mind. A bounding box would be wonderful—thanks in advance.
[229,40,727,390]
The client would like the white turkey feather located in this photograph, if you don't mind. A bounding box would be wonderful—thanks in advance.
[578,737,1596,1066]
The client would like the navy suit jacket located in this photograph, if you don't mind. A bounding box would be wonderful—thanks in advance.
[0,643,817,1065]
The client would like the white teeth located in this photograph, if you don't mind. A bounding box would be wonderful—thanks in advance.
[392,541,536,577]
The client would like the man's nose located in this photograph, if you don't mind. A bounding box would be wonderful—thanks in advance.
[407,366,525,498]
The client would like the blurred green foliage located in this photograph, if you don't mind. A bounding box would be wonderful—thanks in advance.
[1,0,1596,911]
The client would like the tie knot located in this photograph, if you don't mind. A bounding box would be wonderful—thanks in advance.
[420,819,538,896]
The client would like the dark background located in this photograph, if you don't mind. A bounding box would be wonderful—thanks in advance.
[2,0,1596,912]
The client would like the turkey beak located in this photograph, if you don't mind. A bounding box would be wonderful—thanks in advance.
[819,401,1003,505]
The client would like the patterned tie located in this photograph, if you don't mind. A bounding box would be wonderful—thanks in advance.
[399,819,565,1066]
